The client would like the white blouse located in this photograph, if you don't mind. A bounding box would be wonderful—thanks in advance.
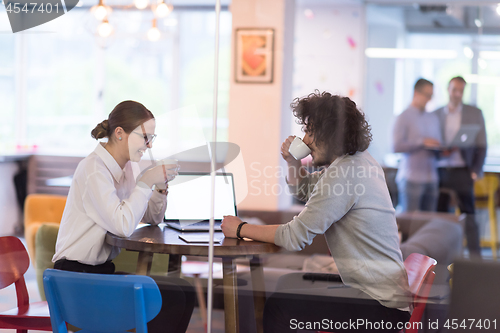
[52,143,167,265]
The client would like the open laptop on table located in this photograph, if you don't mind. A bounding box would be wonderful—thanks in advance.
[164,172,237,232]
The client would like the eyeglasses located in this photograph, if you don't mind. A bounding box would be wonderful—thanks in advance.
[416,89,433,100]
[133,124,157,146]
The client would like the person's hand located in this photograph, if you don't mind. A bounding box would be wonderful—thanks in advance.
[156,183,168,196]
[471,172,478,181]
[160,164,179,182]
[221,215,243,238]
[281,136,299,164]
[423,138,440,148]
[139,164,178,188]
[441,147,458,157]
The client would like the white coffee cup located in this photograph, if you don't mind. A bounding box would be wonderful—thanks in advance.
[288,136,312,160]
[155,158,179,190]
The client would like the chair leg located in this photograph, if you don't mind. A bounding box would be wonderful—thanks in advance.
[489,199,498,260]
[193,274,207,332]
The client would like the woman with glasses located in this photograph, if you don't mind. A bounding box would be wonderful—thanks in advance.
[52,100,194,333]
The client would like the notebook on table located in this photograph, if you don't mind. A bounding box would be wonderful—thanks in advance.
[178,234,223,243]
[164,172,237,232]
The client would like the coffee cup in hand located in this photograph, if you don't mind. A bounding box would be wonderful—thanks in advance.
[288,137,312,160]
[155,158,179,189]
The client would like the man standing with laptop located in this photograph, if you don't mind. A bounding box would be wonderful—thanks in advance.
[433,76,487,259]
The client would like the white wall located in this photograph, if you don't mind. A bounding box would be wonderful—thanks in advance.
[292,2,366,114]
[363,5,405,164]
[228,0,293,210]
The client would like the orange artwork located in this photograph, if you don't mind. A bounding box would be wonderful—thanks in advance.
[235,28,274,83]
[241,35,267,77]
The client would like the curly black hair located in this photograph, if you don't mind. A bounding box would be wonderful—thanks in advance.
[291,91,372,156]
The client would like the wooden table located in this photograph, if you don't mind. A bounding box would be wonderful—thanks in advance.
[106,224,281,333]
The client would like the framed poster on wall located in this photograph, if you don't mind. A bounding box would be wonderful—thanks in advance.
[234,28,274,83]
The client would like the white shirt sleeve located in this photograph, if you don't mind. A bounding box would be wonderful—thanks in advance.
[132,163,167,225]
[81,170,153,237]
[143,189,168,225]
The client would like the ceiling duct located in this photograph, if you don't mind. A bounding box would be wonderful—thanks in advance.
[405,4,466,31]
[418,5,447,13]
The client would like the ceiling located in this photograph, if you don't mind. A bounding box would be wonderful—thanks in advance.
[77,0,500,34]
[297,0,500,34]
[404,4,500,34]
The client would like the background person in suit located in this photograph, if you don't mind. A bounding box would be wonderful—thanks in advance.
[393,78,442,212]
[433,76,487,259]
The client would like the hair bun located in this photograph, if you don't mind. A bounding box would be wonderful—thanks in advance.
[91,119,109,140]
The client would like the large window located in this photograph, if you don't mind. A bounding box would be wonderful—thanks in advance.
[363,4,500,163]
[393,34,473,114]
[395,33,500,158]
[0,5,231,157]
[475,34,500,158]
[0,13,16,153]
[24,12,97,155]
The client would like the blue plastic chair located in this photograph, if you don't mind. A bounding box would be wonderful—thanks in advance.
[43,269,162,333]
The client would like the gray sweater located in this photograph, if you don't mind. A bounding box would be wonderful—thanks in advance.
[275,150,411,309]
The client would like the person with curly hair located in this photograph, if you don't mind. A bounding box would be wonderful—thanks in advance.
[222,91,411,332]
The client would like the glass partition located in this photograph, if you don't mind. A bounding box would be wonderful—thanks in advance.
[1,1,499,333]
[0,4,231,156]
[0,12,16,152]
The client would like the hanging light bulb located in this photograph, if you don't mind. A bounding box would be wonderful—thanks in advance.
[97,18,114,38]
[478,58,487,70]
[463,46,474,59]
[134,0,149,10]
[90,0,111,21]
[147,18,161,41]
[155,2,172,18]
[496,4,500,16]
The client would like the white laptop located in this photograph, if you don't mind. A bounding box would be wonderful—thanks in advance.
[164,172,237,231]
[427,124,481,151]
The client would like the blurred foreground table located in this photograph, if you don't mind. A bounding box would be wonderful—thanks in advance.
[106,224,281,333]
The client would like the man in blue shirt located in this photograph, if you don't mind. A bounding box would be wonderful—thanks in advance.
[393,78,442,212]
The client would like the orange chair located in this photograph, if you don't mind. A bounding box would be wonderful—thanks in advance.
[24,194,67,265]
[0,236,52,332]
[317,253,436,333]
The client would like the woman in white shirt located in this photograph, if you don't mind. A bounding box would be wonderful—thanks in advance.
[52,100,194,333]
